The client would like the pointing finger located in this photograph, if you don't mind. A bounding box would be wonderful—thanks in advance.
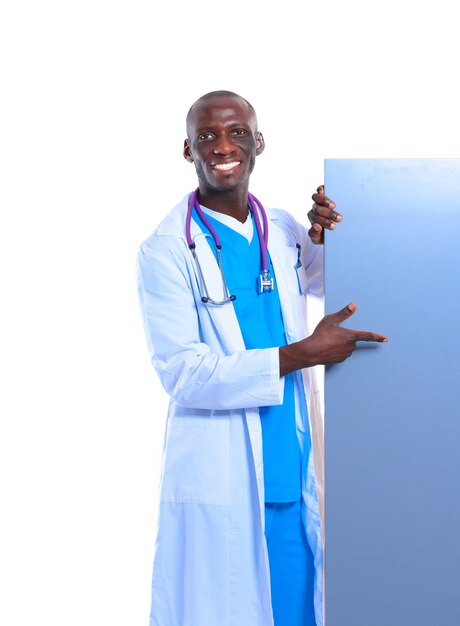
[352,330,389,343]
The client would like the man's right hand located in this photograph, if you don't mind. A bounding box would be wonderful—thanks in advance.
[279,302,388,376]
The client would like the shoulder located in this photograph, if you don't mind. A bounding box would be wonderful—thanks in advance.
[141,194,189,246]
[139,194,191,265]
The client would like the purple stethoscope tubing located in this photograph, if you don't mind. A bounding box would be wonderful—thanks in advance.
[186,188,270,272]
[185,188,273,304]
[248,191,270,273]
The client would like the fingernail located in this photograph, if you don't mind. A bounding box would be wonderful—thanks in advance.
[330,223,336,229]
[335,214,343,222]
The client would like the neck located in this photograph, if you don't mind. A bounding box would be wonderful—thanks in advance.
[197,186,249,224]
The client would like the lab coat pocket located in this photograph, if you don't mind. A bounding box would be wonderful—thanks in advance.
[160,417,230,505]
[285,245,309,295]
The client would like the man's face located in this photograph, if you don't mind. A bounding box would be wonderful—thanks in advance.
[183,95,264,194]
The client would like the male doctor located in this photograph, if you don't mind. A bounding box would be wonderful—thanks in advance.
[137,90,387,626]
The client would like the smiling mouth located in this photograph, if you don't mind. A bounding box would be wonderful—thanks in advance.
[213,161,241,171]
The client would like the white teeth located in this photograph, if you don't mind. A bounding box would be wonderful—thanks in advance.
[214,161,240,171]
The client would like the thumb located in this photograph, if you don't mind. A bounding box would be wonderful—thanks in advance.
[328,302,357,326]
[308,223,323,244]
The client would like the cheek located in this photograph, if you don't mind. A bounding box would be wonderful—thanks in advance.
[192,147,211,165]
[248,150,257,171]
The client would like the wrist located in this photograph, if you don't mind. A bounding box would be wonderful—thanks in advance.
[279,338,317,376]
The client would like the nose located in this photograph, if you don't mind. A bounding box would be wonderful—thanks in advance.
[213,133,236,156]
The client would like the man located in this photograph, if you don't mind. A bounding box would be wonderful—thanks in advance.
[137,90,387,626]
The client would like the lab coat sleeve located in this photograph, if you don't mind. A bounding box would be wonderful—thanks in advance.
[137,235,285,411]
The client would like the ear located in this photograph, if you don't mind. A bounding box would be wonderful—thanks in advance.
[183,139,194,163]
[256,132,265,156]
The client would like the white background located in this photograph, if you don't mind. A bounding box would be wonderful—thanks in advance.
[1,1,459,624]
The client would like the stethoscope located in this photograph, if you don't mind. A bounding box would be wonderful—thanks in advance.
[185,188,275,305]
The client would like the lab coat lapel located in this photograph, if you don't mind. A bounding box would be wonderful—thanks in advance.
[189,213,267,529]
[189,217,246,353]
[266,218,299,342]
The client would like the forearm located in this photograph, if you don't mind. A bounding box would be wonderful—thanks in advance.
[279,338,317,377]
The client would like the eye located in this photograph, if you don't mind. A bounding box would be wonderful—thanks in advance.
[232,129,248,137]
[198,132,215,141]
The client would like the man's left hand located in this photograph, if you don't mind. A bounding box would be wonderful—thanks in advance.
[308,189,343,244]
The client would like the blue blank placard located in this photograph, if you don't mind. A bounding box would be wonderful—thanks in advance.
[324,160,460,626]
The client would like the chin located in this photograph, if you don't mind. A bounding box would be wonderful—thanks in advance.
[200,175,245,194]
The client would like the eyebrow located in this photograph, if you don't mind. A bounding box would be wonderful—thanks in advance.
[195,120,253,133]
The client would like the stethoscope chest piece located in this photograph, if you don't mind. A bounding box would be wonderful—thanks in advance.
[259,269,274,293]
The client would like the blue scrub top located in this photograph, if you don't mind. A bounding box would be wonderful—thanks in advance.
[196,208,302,502]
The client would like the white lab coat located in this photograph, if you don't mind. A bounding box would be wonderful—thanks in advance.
[137,194,325,626]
